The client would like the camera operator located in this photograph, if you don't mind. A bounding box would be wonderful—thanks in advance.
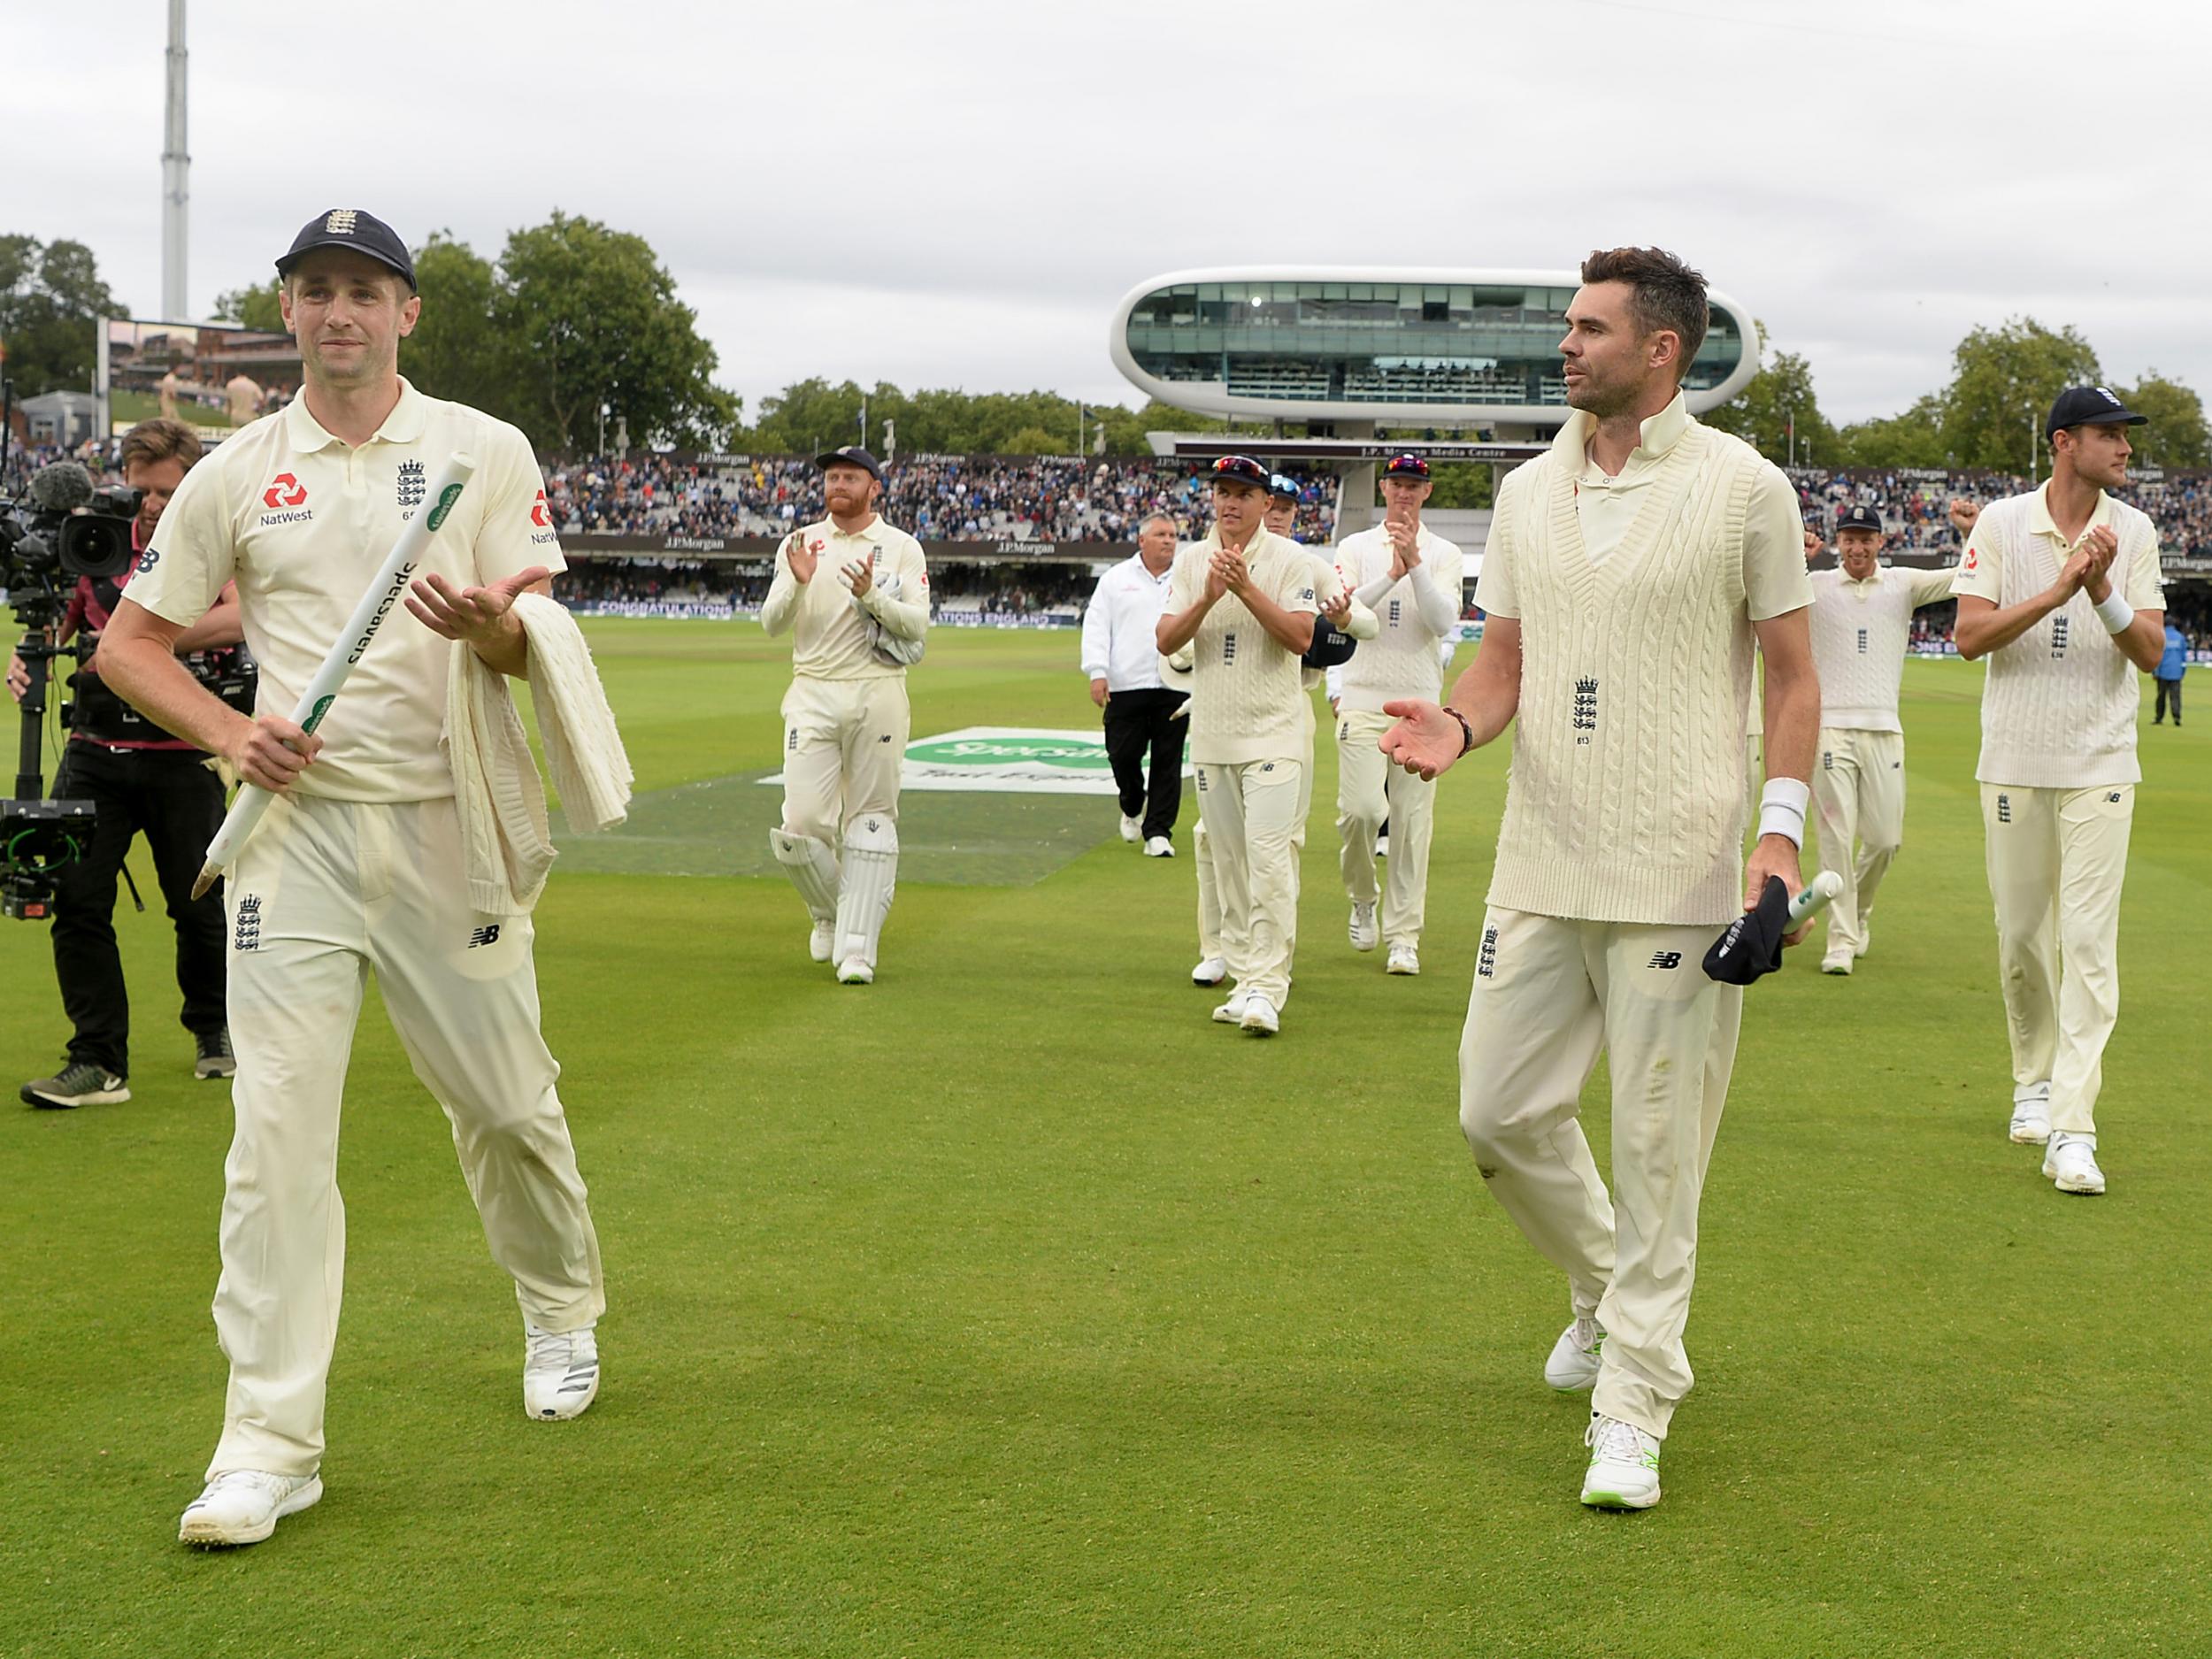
[9,419,245,1109]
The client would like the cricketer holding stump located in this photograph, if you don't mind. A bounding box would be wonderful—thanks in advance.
[1382,248,1816,1510]
[99,210,611,1547]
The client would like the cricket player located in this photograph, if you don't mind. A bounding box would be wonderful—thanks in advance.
[1952,387,2167,1197]
[97,210,608,1546]
[1381,248,1816,1509]
[1157,456,1323,1036]
[1331,454,1464,976]
[1177,477,1365,988]
[761,446,930,985]
[1804,504,1957,974]
[1263,472,1373,880]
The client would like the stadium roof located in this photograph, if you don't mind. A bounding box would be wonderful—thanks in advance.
[1110,267,1759,428]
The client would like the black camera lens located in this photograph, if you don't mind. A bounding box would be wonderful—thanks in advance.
[59,514,137,580]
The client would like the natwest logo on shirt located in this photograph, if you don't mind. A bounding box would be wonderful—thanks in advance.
[262,473,309,510]
[530,489,550,527]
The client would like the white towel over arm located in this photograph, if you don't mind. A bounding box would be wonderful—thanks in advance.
[445,593,634,916]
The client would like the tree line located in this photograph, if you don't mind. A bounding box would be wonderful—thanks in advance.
[5,220,2206,473]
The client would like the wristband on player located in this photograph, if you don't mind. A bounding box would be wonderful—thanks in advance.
[1446,705,1475,757]
[2095,588,2135,634]
[1757,777,1810,846]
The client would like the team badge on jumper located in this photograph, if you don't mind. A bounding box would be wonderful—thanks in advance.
[396,460,426,511]
[1572,677,1599,741]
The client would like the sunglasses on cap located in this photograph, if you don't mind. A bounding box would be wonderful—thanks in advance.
[1382,454,1432,479]
[1209,455,1270,488]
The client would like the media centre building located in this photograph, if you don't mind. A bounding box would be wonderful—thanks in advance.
[1109,267,1760,540]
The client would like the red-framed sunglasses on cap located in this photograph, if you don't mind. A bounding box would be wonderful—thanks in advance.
[1208,455,1270,487]
[1383,453,1431,479]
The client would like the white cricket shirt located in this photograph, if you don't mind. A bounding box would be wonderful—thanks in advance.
[126,379,565,803]
[1953,481,2163,787]
[758,514,931,682]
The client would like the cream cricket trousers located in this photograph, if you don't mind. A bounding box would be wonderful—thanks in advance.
[1336,707,1437,948]
[1193,816,1222,963]
[1197,709,1314,960]
[1981,782,2133,1137]
[1811,727,1905,962]
[1194,757,1304,1007]
[1459,908,1744,1439]
[779,673,910,844]
[210,795,604,1479]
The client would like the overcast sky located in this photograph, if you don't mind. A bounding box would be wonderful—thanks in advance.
[16,0,2209,428]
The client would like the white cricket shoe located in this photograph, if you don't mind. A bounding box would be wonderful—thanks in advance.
[2008,1085,2052,1146]
[1118,812,1142,843]
[1581,1415,1663,1509]
[1143,835,1174,857]
[809,920,834,963]
[836,957,874,986]
[1856,919,1871,958]
[1348,901,1379,951]
[1386,942,1419,976]
[1545,1316,1605,1391]
[1210,993,1248,1025]
[1820,954,1853,976]
[1192,955,1226,986]
[524,1322,601,1420]
[1375,832,1389,858]
[2044,1133,2106,1196]
[1239,995,1279,1036]
[179,1470,322,1547]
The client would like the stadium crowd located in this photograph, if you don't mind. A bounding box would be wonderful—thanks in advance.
[541,453,1340,545]
[1792,465,2212,561]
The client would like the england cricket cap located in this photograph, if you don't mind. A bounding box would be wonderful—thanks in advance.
[1267,472,1300,501]
[275,209,417,290]
[1834,503,1884,535]
[814,445,884,483]
[1382,453,1432,480]
[2045,385,2147,440]
[1207,455,1270,490]
[1701,875,1792,986]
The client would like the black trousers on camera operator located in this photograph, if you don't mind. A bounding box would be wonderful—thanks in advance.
[9,419,247,1110]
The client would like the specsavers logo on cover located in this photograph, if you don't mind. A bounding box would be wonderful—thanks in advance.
[764,726,1191,796]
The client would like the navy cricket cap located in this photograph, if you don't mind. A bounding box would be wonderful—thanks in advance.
[1383,453,1432,480]
[814,445,884,483]
[1267,472,1300,501]
[1207,455,1270,489]
[275,209,417,290]
[2045,385,2147,440]
[1835,503,1884,534]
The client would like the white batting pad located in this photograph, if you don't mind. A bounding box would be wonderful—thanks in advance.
[834,815,900,970]
[770,828,841,923]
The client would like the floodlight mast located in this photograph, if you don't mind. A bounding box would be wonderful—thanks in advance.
[162,0,189,322]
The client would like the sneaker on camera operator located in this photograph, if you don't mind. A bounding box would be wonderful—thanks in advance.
[9,419,245,1109]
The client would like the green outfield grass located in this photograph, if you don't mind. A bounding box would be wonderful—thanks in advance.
[108,388,252,431]
[3,626,2207,1658]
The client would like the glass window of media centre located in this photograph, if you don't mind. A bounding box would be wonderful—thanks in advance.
[1124,281,1745,407]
